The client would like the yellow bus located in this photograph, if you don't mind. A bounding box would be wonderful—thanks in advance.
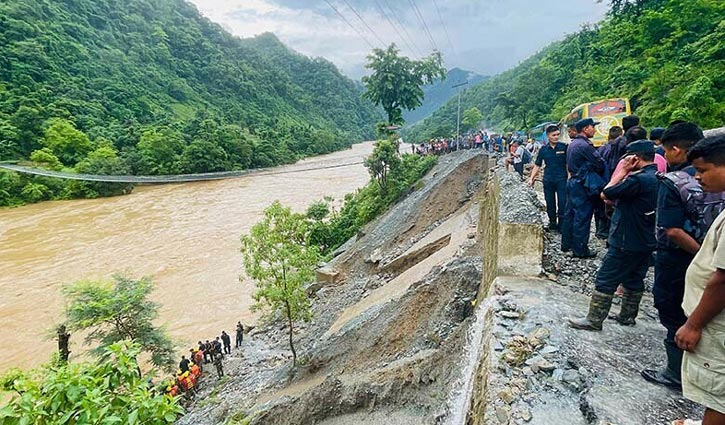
[561,98,631,146]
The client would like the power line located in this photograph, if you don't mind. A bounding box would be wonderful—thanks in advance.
[407,0,439,52]
[380,0,425,57]
[431,0,456,58]
[373,0,421,58]
[340,0,387,47]
[323,0,375,49]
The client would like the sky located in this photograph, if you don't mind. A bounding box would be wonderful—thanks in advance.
[188,0,609,79]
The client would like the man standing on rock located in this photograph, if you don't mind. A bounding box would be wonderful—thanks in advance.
[560,118,605,258]
[221,331,231,354]
[672,136,725,425]
[569,141,658,331]
[528,124,568,232]
[642,123,725,390]
[235,321,244,348]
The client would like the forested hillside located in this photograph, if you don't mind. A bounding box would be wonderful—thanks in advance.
[405,0,724,140]
[401,68,487,126]
[0,0,379,205]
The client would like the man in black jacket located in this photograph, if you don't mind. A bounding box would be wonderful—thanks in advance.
[569,141,659,330]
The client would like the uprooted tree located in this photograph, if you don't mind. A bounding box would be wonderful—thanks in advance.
[241,201,322,366]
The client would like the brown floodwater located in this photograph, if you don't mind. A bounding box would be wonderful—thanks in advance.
[0,142,374,370]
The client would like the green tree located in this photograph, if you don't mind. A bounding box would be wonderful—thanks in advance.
[0,341,183,424]
[461,107,483,131]
[62,275,177,371]
[137,128,185,175]
[179,139,229,173]
[29,148,63,171]
[364,140,401,195]
[41,118,92,166]
[362,44,446,126]
[240,201,321,365]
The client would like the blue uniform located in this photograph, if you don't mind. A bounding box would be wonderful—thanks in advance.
[560,135,604,255]
[534,142,568,227]
[595,164,659,294]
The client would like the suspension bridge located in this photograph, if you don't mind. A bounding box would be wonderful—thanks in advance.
[0,159,365,184]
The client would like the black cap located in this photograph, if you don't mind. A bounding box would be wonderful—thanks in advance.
[625,140,655,156]
[650,127,665,141]
[575,118,600,132]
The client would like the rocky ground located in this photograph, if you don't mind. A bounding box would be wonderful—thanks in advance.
[178,149,491,425]
[485,169,703,425]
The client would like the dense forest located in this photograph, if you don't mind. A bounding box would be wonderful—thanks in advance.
[0,0,380,205]
[401,68,487,126]
[405,0,725,140]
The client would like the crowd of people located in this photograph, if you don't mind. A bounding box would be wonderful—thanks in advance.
[164,322,245,399]
[525,116,724,425]
[411,130,516,156]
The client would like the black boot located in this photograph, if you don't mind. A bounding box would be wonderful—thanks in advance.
[641,340,683,389]
[613,288,643,326]
[569,291,614,331]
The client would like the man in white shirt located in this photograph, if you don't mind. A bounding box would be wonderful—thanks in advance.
[674,135,725,425]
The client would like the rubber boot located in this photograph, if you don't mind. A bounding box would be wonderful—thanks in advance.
[641,340,683,389]
[613,288,643,326]
[568,291,614,331]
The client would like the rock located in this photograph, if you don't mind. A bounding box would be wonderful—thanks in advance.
[522,366,534,377]
[553,368,565,381]
[539,345,559,355]
[498,388,516,404]
[562,369,581,389]
[547,273,558,282]
[517,408,533,422]
[500,311,521,319]
[524,355,543,366]
[366,248,383,264]
[534,359,556,373]
[495,406,511,424]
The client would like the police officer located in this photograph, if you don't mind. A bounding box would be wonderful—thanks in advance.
[569,140,659,330]
[528,124,568,232]
[641,123,725,389]
[560,118,605,257]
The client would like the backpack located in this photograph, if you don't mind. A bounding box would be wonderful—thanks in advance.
[521,148,532,164]
[657,169,725,245]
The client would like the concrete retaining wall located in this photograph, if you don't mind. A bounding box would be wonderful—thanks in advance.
[468,163,545,424]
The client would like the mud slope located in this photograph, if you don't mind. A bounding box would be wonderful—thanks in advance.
[178,149,490,425]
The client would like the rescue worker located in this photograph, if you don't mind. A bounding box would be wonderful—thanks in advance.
[213,352,224,378]
[204,339,214,363]
[221,331,231,354]
[235,322,244,348]
[528,124,568,232]
[214,337,223,359]
[191,348,203,373]
[569,140,659,330]
[560,118,605,257]
[179,355,190,374]
[641,123,725,389]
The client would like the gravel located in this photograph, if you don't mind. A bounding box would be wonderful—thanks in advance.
[497,170,543,224]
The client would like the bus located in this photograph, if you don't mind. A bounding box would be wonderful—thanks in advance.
[561,98,631,146]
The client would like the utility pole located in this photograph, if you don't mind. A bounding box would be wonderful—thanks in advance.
[453,81,468,150]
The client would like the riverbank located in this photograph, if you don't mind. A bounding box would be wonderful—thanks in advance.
[179,156,708,424]
[0,143,374,371]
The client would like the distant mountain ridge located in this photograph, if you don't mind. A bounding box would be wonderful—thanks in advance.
[402,68,487,126]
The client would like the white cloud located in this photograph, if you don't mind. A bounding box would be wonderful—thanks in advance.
[188,0,609,79]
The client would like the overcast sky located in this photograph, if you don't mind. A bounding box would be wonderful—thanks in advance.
[189,0,609,79]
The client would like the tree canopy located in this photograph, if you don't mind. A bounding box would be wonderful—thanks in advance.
[362,44,446,126]
[62,275,177,371]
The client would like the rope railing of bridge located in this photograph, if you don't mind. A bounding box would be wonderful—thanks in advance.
[0,159,366,184]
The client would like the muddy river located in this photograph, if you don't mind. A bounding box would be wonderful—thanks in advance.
[0,142,374,370]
